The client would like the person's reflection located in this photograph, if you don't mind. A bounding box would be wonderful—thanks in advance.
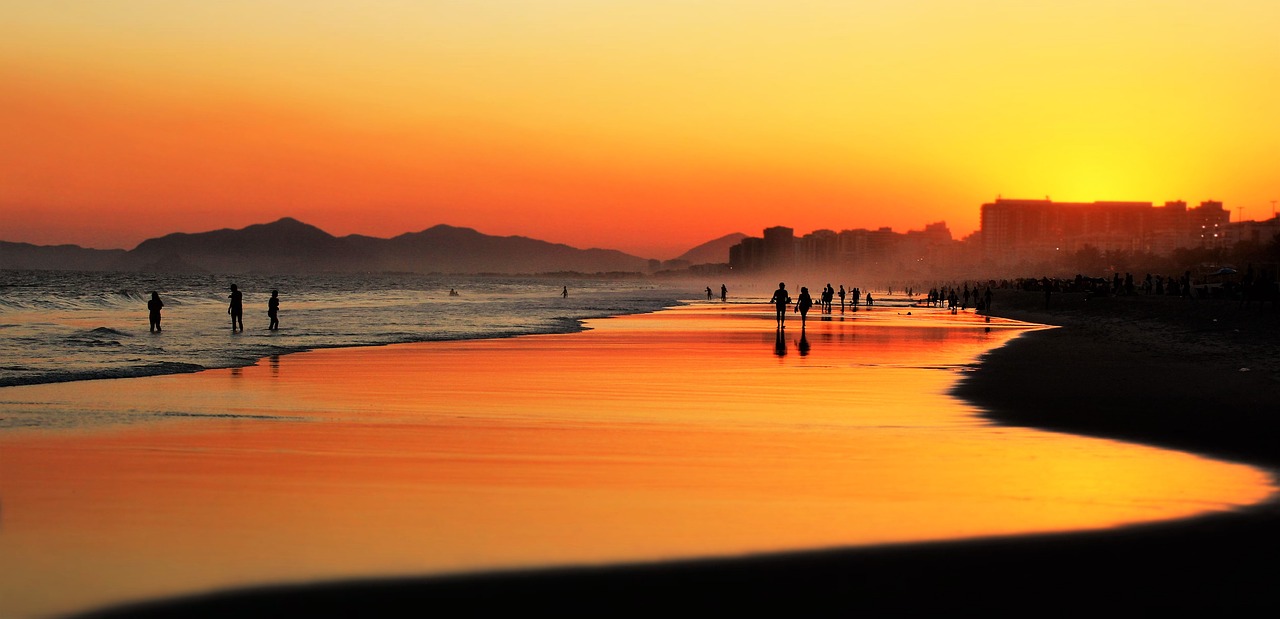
[797,328,810,356]
[774,327,787,357]
[269,355,280,378]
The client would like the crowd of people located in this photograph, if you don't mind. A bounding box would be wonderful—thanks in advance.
[726,264,1279,330]
[968,267,1279,310]
[764,281,875,329]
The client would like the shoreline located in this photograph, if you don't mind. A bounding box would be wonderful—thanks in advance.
[0,302,688,391]
[957,288,1280,470]
[70,294,1280,616]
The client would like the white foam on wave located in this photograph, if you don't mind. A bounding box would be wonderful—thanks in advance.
[0,271,687,390]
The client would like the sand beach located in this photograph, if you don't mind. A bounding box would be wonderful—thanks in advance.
[2,296,1277,617]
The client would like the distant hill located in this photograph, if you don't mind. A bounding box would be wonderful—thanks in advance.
[0,241,126,271]
[116,218,358,273]
[6,218,654,275]
[674,233,746,265]
[379,225,651,274]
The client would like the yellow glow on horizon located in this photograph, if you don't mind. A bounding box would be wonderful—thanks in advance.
[3,1,1279,256]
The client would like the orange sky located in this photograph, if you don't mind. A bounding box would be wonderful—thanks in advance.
[3,1,1278,259]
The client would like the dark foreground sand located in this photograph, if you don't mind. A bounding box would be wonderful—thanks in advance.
[76,292,1280,617]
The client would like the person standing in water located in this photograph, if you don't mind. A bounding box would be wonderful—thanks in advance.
[267,289,280,331]
[228,284,243,331]
[720,284,727,302]
[147,291,163,333]
[769,282,790,328]
[562,286,568,299]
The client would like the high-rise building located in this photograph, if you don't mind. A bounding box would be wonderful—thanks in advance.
[979,198,1229,266]
[762,226,796,269]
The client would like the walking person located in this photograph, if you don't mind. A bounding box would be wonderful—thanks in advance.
[228,284,243,332]
[796,286,814,328]
[267,289,280,331]
[147,291,163,333]
[769,282,791,328]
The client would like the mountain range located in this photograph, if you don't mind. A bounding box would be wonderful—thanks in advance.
[0,218,743,275]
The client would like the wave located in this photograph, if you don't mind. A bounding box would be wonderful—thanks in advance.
[0,274,689,391]
[157,412,294,421]
[0,362,208,388]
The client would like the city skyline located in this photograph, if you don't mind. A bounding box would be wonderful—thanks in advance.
[4,2,1280,258]
[4,195,1276,265]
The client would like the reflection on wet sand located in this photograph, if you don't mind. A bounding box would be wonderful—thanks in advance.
[0,304,1271,617]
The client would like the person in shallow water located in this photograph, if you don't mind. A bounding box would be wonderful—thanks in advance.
[769,282,790,328]
[228,284,243,331]
[267,289,280,331]
[147,291,163,333]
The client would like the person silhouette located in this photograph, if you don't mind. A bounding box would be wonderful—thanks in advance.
[838,285,846,311]
[865,292,874,307]
[769,282,790,328]
[267,289,280,331]
[796,286,813,327]
[706,286,713,300]
[562,286,568,299]
[720,284,727,302]
[147,291,163,332]
[228,284,243,331]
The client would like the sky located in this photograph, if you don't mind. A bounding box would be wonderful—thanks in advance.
[3,1,1279,259]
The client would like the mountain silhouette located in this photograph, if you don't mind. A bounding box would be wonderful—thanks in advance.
[0,241,127,271]
[84,218,648,274]
[117,218,355,273]
[378,225,649,274]
[2,219,750,274]
[674,232,747,265]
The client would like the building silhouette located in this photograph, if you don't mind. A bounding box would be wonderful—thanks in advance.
[725,197,1262,277]
[729,222,956,276]
[979,198,1230,267]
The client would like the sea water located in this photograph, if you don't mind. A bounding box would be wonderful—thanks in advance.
[0,270,685,392]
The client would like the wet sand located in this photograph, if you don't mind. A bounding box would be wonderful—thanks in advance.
[40,297,1280,616]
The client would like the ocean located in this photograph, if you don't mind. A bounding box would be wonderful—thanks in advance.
[0,270,687,392]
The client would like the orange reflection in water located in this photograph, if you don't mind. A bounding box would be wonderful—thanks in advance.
[0,305,1273,617]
